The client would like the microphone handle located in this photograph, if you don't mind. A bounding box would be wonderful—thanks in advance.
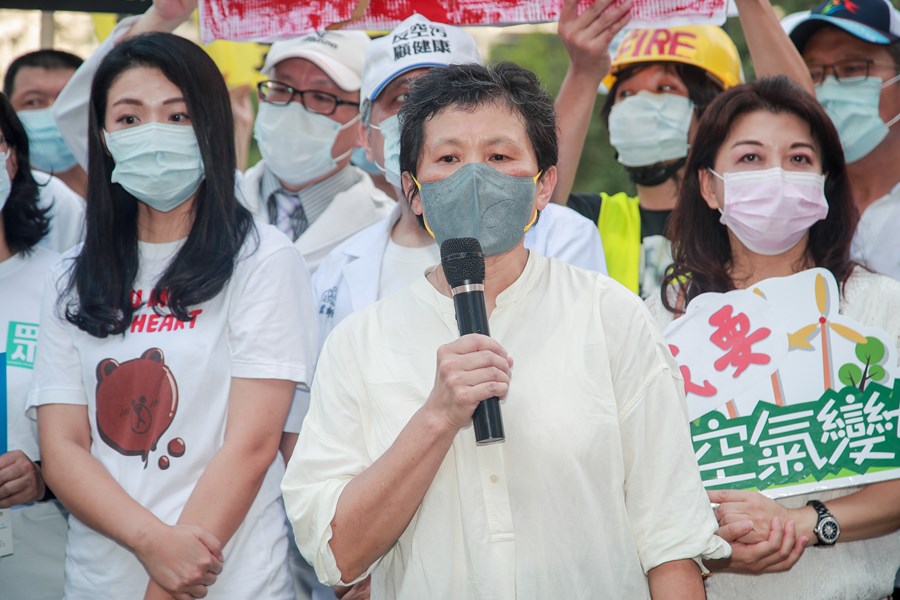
[451,289,505,445]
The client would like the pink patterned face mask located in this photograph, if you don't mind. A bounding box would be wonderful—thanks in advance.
[711,167,829,256]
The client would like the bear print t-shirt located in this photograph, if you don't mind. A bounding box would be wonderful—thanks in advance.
[28,223,317,599]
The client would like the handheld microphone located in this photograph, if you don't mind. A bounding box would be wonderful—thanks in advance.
[440,238,505,445]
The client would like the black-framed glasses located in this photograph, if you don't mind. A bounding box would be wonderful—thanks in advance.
[808,58,900,85]
[257,80,359,115]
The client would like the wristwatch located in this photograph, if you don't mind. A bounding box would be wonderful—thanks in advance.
[807,500,840,546]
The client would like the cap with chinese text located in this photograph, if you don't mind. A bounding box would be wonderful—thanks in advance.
[361,14,482,102]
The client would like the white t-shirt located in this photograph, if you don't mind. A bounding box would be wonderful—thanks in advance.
[377,238,440,299]
[852,183,900,281]
[1,246,60,461]
[0,246,67,599]
[283,253,729,599]
[28,223,318,599]
[646,268,900,600]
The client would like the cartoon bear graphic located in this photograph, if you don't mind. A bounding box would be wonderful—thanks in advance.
[95,348,178,468]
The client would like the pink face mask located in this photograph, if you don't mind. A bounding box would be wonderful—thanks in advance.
[711,167,829,256]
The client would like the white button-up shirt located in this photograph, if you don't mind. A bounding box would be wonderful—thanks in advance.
[283,253,728,599]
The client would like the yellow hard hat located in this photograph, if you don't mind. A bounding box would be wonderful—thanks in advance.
[602,25,742,91]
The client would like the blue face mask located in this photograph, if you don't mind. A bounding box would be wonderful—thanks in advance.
[370,114,402,188]
[608,92,694,167]
[413,163,540,256]
[17,107,79,173]
[103,122,205,212]
[816,75,900,163]
[350,146,380,175]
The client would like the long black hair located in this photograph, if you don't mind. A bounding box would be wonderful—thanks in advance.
[0,92,49,254]
[65,33,254,338]
[661,76,857,314]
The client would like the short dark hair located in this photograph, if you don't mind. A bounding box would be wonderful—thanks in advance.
[661,75,857,313]
[3,49,83,97]
[65,33,254,338]
[398,62,558,183]
[0,92,48,253]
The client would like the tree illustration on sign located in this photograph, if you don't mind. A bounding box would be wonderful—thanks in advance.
[838,336,888,391]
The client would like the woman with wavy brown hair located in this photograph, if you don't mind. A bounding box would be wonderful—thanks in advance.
[650,75,900,600]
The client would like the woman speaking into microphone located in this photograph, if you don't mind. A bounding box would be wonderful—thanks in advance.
[283,62,729,600]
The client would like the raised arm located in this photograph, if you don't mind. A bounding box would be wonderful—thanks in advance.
[734,0,815,94]
[552,0,631,205]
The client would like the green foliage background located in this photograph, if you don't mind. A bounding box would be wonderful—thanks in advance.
[487,1,816,197]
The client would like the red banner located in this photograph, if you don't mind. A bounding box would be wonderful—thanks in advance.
[199,0,728,43]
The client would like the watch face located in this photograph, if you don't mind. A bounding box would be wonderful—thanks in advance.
[818,516,840,544]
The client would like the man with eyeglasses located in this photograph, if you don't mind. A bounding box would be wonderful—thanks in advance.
[789,0,900,280]
[242,31,393,272]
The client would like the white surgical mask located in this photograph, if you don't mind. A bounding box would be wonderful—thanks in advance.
[254,102,359,186]
[608,92,694,167]
[816,74,900,163]
[369,113,402,188]
[104,122,205,212]
[711,167,829,255]
[0,151,11,212]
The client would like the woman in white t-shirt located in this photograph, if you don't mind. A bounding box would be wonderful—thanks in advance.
[29,32,317,600]
[648,76,900,600]
[0,91,67,600]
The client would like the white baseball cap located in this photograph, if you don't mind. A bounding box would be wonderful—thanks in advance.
[261,30,371,92]
[361,14,482,102]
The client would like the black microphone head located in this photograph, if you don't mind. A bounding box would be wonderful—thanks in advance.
[440,238,485,287]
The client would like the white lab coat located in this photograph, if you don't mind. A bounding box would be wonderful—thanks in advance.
[238,162,394,272]
[311,202,607,345]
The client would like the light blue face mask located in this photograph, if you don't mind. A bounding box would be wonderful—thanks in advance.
[17,107,79,173]
[0,151,11,212]
[370,114,402,188]
[350,146,380,175]
[816,74,900,163]
[608,92,694,167]
[104,122,205,212]
[412,163,540,256]
[254,102,357,186]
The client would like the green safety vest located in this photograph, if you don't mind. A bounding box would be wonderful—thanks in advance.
[597,192,641,295]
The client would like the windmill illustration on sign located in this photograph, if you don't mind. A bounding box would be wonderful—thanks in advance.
[784,273,868,393]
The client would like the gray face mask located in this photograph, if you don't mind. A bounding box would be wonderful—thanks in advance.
[413,162,540,256]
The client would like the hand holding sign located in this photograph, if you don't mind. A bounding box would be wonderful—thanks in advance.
[559,0,632,83]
